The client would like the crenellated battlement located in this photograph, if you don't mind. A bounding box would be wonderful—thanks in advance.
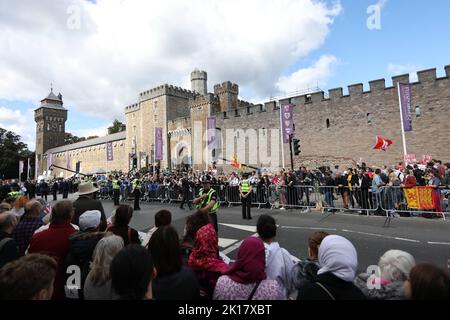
[214,81,239,95]
[124,103,140,114]
[189,93,219,109]
[139,83,195,102]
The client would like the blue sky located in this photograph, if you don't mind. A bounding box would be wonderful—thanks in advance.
[0,0,449,150]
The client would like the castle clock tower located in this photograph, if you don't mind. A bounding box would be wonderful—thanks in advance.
[34,88,67,177]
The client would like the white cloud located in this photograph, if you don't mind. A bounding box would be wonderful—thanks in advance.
[276,55,339,93]
[70,125,109,139]
[387,64,421,82]
[0,0,341,119]
[0,107,35,150]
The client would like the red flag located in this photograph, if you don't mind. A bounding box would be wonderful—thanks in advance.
[373,136,393,152]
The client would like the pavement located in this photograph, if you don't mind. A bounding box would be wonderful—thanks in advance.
[53,195,450,272]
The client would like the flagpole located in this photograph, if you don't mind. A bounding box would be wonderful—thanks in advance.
[279,103,285,169]
[397,83,408,162]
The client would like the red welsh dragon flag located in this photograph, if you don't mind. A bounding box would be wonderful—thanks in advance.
[403,187,436,210]
[373,136,393,152]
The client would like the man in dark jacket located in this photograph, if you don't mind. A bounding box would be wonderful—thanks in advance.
[179,175,192,210]
[51,180,59,201]
[72,182,107,231]
[62,180,70,199]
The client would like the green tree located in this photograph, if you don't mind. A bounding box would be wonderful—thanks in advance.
[108,119,126,135]
[64,132,86,145]
[0,128,34,179]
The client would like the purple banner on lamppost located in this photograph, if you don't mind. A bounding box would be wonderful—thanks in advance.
[281,104,294,144]
[154,128,163,161]
[399,83,412,132]
[106,142,114,161]
[207,117,216,150]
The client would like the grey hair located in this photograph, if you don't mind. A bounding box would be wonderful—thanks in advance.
[0,211,18,231]
[378,250,416,282]
[88,234,124,287]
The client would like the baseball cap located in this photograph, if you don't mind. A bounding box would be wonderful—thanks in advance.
[79,210,102,231]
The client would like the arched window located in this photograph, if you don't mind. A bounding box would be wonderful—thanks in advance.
[326,119,330,128]
[367,113,373,124]
[47,123,50,131]
[415,106,421,117]
[59,124,62,132]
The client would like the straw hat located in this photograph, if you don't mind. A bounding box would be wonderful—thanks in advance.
[75,182,99,196]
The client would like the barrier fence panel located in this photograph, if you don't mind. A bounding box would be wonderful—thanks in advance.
[168,186,182,203]
[226,185,241,206]
[380,186,448,220]
[316,186,381,215]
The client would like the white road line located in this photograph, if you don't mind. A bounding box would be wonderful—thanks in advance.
[394,237,420,243]
[428,242,450,246]
[281,226,338,231]
[221,233,258,255]
[341,229,420,243]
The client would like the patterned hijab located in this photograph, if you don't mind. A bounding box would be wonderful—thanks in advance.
[188,223,229,273]
[225,236,266,284]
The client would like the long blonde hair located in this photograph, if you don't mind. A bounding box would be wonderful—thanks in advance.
[88,234,124,286]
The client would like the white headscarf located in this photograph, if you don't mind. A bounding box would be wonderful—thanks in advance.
[317,235,358,282]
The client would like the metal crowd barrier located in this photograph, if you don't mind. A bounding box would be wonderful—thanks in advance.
[114,182,449,221]
[316,185,382,216]
[380,186,448,221]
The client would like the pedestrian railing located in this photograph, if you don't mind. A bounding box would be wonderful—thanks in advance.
[128,182,449,221]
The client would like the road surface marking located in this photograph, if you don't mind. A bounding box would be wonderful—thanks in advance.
[218,238,238,248]
[341,229,420,243]
[281,226,338,231]
[221,233,258,255]
[219,223,257,233]
[428,241,450,246]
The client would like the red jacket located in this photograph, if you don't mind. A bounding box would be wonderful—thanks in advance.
[28,223,77,300]
[403,175,417,188]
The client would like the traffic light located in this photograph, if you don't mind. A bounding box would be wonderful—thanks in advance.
[75,161,81,173]
[293,139,301,156]
[132,157,137,168]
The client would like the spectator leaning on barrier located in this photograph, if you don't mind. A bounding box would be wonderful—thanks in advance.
[256,214,295,298]
[292,231,329,290]
[0,254,57,300]
[110,244,156,300]
[404,263,450,300]
[84,235,124,300]
[354,250,416,300]
[149,225,200,300]
[297,235,366,300]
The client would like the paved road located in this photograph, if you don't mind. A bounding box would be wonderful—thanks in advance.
[52,195,450,271]
[85,197,450,272]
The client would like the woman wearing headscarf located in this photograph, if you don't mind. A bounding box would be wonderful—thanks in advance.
[297,235,366,300]
[188,222,229,299]
[213,236,283,300]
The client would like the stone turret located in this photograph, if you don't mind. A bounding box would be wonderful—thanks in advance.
[191,69,208,96]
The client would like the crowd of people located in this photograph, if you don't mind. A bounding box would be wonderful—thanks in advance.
[0,191,449,300]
